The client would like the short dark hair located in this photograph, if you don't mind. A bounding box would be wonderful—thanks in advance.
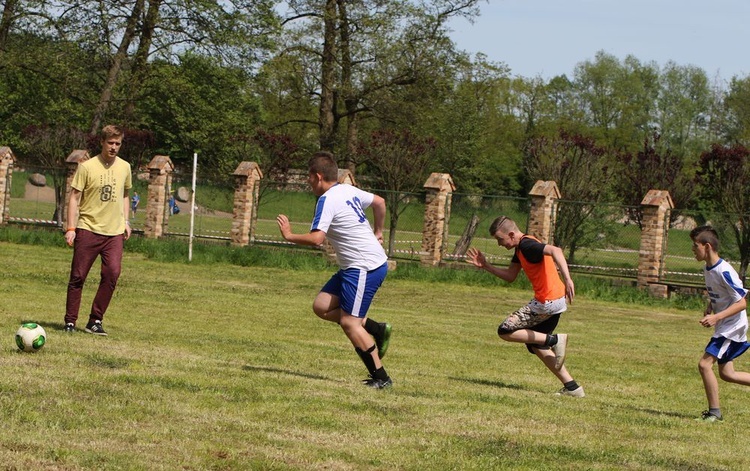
[489,216,518,236]
[690,225,720,251]
[308,151,339,182]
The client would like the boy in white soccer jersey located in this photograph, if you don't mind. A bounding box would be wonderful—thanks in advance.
[276,151,393,389]
[690,225,750,422]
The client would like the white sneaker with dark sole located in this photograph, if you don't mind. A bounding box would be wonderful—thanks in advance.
[552,333,568,369]
[555,386,585,397]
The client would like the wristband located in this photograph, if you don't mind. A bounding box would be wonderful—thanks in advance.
[66,228,76,233]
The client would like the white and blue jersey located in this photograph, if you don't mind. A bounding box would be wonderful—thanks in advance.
[312,183,388,318]
[704,258,748,342]
[311,183,387,270]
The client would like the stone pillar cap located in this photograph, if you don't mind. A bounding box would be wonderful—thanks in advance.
[147,155,174,174]
[641,190,673,209]
[65,149,90,164]
[0,146,16,162]
[233,161,263,178]
[423,173,455,191]
[337,169,355,185]
[529,180,561,198]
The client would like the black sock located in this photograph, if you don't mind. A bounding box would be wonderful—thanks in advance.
[364,318,382,338]
[563,380,579,391]
[355,344,378,375]
[544,334,558,347]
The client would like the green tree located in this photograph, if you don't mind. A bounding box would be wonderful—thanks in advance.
[573,51,659,152]
[420,54,525,195]
[614,133,694,228]
[355,128,436,256]
[657,62,711,158]
[724,76,750,146]
[139,53,263,178]
[525,130,615,263]
[695,144,750,280]
[276,0,484,168]
[0,34,97,148]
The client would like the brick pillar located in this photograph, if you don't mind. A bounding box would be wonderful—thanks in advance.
[0,147,17,225]
[230,162,263,246]
[144,155,174,239]
[527,180,560,243]
[421,173,455,266]
[62,150,91,230]
[638,190,674,298]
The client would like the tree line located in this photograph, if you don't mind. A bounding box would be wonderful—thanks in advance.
[3,0,750,275]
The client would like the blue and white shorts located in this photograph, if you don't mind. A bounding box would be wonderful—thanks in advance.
[705,336,750,364]
[321,263,388,318]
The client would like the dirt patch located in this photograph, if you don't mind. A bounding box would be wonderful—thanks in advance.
[24,182,56,203]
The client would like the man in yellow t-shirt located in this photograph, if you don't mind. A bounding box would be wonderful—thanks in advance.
[64,125,133,336]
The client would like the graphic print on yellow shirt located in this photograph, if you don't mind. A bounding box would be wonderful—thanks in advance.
[72,155,133,236]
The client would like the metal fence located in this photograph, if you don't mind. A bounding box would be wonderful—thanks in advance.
[4,166,736,285]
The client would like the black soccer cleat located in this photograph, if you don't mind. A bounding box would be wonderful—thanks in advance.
[362,377,393,389]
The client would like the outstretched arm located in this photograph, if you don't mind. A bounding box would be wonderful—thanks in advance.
[466,247,521,283]
[277,214,327,246]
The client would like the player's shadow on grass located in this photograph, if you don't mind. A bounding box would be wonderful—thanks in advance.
[38,322,70,332]
[627,406,694,419]
[450,376,527,391]
[242,365,336,382]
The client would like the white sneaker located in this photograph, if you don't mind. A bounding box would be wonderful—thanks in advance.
[552,333,567,369]
[555,386,585,398]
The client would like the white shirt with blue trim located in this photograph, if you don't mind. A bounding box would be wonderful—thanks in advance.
[704,258,748,342]
[311,183,387,271]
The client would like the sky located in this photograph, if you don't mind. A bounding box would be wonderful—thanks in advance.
[448,0,749,81]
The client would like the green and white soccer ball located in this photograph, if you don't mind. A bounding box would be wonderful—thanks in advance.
[15,323,46,352]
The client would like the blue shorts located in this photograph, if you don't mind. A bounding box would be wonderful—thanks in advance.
[705,336,750,364]
[321,263,388,318]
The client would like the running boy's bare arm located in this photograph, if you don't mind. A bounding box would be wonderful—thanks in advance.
[466,247,522,283]
[543,244,575,303]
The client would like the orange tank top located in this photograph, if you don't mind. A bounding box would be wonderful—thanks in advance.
[515,235,566,302]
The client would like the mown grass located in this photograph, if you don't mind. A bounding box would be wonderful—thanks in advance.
[0,230,743,470]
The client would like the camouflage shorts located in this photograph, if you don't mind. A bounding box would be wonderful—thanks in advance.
[499,297,566,333]
[499,303,554,333]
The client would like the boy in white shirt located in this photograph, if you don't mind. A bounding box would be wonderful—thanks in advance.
[277,151,392,389]
[690,225,750,422]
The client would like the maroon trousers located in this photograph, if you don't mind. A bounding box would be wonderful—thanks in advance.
[65,229,124,325]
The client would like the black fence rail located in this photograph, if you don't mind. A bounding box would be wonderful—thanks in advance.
[4,166,743,287]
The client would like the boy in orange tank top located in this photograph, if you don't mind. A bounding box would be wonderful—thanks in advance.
[467,216,584,397]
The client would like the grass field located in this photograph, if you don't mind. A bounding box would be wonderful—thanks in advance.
[0,238,746,470]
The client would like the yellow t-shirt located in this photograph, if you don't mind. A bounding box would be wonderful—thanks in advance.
[72,155,133,236]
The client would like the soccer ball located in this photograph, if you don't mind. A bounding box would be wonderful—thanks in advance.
[15,323,46,352]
